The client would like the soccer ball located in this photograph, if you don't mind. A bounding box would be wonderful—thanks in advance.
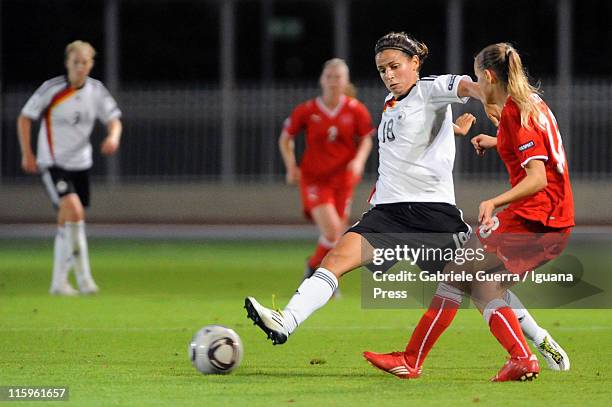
[189,325,243,374]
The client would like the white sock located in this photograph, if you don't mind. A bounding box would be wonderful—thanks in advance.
[504,290,547,344]
[435,282,464,304]
[483,298,508,324]
[50,225,72,289]
[66,221,96,289]
[283,267,338,334]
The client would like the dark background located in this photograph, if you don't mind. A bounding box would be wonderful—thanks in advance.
[3,0,611,89]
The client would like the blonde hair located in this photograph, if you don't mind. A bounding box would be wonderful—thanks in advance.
[65,40,96,60]
[322,57,349,75]
[344,82,358,98]
[321,57,356,97]
[475,43,540,128]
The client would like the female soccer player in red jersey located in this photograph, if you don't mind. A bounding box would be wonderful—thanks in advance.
[279,58,375,285]
[364,43,574,382]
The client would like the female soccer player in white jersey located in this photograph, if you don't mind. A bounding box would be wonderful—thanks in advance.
[244,33,563,368]
[17,41,122,295]
[245,31,483,341]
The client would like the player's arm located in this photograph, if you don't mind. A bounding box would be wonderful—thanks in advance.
[479,159,547,228]
[17,114,37,174]
[453,113,476,137]
[278,129,300,185]
[471,133,498,156]
[457,79,501,126]
[101,118,122,156]
[347,131,374,180]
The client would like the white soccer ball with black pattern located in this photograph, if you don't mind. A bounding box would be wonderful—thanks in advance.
[189,325,243,374]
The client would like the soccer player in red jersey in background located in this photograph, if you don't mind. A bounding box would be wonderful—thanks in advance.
[364,43,574,382]
[279,58,375,289]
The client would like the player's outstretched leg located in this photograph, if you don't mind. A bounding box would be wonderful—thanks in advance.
[245,266,338,345]
[245,232,365,345]
[505,290,570,371]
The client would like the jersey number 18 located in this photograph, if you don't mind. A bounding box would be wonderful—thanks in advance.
[381,119,396,143]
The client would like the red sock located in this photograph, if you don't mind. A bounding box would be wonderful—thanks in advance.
[488,306,531,359]
[307,241,334,269]
[404,295,460,368]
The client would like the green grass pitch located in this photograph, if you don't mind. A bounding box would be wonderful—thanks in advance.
[0,239,610,406]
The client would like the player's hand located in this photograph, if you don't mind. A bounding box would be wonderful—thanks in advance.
[346,159,365,183]
[478,200,496,230]
[286,165,301,185]
[101,136,120,156]
[484,103,501,127]
[21,153,38,174]
[453,113,476,136]
[471,134,497,157]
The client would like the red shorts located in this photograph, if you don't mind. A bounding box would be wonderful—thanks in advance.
[299,172,357,220]
[477,209,572,275]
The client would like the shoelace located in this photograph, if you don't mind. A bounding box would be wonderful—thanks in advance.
[271,294,285,317]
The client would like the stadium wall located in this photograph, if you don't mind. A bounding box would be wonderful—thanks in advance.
[1,181,610,224]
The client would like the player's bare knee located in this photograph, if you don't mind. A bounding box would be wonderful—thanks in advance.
[320,250,350,278]
[326,222,344,243]
[322,230,341,246]
[60,195,84,221]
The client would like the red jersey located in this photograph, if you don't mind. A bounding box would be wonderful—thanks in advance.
[496,95,574,228]
[283,95,374,182]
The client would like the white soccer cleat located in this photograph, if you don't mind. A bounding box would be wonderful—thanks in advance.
[49,281,79,296]
[534,331,570,371]
[244,297,289,345]
[79,280,99,295]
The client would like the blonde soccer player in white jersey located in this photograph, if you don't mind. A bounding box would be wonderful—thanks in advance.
[17,40,122,295]
[244,32,569,375]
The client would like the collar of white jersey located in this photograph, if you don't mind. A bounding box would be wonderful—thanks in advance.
[384,83,416,111]
[386,83,417,104]
[315,95,346,118]
[65,75,89,90]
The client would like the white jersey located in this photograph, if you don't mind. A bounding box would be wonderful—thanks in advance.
[21,76,121,170]
[370,74,470,206]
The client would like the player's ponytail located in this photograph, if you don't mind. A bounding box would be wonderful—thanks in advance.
[506,48,540,128]
[375,32,429,71]
[475,43,540,128]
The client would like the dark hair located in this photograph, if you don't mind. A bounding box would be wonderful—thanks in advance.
[475,43,540,128]
[374,32,429,67]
